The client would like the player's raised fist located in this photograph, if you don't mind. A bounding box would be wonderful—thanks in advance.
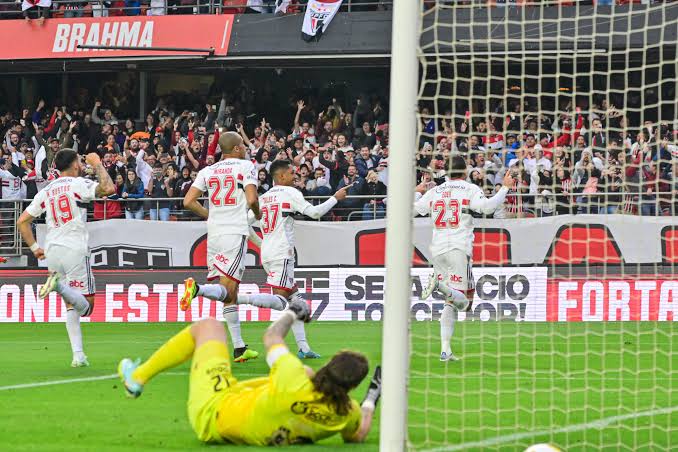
[85,152,102,167]
[288,300,311,323]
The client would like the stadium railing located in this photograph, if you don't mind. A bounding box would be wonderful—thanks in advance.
[0,199,22,257]
[1,190,674,257]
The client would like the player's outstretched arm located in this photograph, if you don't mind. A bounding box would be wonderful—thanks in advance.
[346,366,382,443]
[263,300,310,352]
[85,153,116,198]
[469,171,514,214]
[183,186,209,219]
[300,184,351,219]
[16,211,44,260]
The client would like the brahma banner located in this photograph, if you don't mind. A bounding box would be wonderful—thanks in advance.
[0,15,233,60]
[0,267,548,323]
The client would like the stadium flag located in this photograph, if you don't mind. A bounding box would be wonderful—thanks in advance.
[302,0,343,42]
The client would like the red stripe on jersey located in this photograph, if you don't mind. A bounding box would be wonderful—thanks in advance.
[282,202,291,209]
[41,202,45,208]
[237,174,244,181]
[462,199,470,206]
[74,193,82,200]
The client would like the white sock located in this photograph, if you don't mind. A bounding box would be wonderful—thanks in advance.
[292,320,310,353]
[288,292,310,352]
[437,282,467,304]
[196,284,227,301]
[65,308,85,359]
[56,281,90,316]
[237,293,286,310]
[222,305,246,349]
[440,303,455,355]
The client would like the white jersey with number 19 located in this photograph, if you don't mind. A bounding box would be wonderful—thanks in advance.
[25,176,98,254]
[414,179,508,258]
[192,158,258,237]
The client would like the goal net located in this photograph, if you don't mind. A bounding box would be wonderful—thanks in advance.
[408,1,677,450]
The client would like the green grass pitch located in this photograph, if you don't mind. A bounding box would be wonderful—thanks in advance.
[1,321,676,451]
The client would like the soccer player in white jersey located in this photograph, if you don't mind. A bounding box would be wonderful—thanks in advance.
[16,150,115,367]
[250,159,350,359]
[179,132,291,363]
[414,155,513,362]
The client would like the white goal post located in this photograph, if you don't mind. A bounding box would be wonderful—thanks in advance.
[381,1,676,451]
[379,0,420,451]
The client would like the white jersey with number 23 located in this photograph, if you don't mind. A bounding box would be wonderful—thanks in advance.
[414,179,508,258]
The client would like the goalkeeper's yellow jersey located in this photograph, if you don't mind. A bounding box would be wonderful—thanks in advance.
[215,348,362,446]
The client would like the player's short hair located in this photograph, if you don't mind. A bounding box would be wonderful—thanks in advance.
[448,155,467,179]
[54,149,79,172]
[311,350,369,416]
[269,159,291,179]
[218,131,243,154]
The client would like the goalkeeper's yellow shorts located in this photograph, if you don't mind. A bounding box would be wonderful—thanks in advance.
[187,340,237,443]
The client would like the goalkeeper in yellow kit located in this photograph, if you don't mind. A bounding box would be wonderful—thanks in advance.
[117,301,381,445]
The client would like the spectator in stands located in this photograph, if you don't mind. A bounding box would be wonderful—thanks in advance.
[92,101,118,126]
[598,157,624,214]
[258,169,271,195]
[148,164,172,221]
[122,168,145,220]
[173,166,192,197]
[22,0,51,23]
[640,161,659,216]
[375,146,388,186]
[360,170,386,220]
[355,146,379,178]
[355,122,377,149]
[306,167,332,198]
[336,163,364,220]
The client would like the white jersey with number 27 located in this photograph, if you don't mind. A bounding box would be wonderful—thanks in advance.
[192,158,258,238]
[414,179,508,257]
[258,185,317,263]
[25,176,98,254]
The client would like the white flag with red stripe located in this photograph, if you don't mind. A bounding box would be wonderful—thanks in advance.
[302,0,343,42]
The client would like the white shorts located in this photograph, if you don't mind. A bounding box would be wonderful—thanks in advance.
[207,234,247,283]
[431,249,474,292]
[263,258,296,291]
[47,245,95,296]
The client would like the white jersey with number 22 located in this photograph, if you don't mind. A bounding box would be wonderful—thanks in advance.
[192,158,257,238]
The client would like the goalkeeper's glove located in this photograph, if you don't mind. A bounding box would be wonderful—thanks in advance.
[287,299,311,323]
[361,365,382,411]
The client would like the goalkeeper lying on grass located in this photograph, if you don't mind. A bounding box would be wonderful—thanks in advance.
[118,300,381,445]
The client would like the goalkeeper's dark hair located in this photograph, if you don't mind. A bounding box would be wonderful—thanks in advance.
[54,149,79,172]
[269,159,291,179]
[448,155,467,179]
[311,351,369,416]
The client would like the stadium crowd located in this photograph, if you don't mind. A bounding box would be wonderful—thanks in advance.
[2,0,669,22]
[0,91,676,223]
